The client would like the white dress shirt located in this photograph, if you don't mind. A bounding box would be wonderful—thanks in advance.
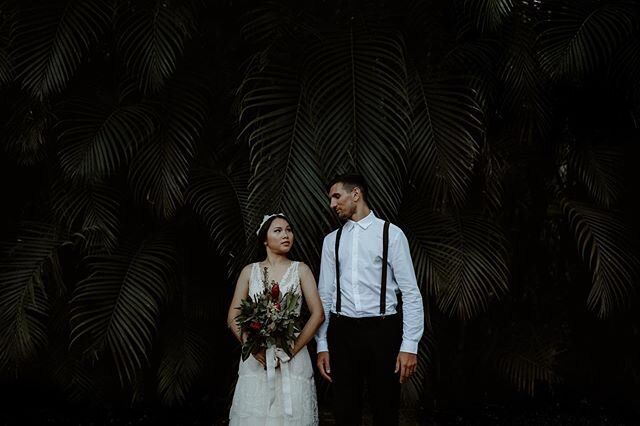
[315,211,424,354]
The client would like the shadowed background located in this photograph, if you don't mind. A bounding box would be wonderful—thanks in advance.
[1,0,639,424]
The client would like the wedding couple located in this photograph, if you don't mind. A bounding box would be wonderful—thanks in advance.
[226,174,425,426]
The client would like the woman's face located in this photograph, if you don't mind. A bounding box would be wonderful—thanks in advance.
[264,217,294,254]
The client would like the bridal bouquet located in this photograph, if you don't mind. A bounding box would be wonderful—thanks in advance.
[235,267,302,361]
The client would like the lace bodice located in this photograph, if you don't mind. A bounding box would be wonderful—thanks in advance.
[249,262,302,313]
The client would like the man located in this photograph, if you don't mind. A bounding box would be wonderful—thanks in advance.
[315,174,424,426]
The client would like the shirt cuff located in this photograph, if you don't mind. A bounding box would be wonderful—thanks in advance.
[400,339,418,354]
[316,339,329,353]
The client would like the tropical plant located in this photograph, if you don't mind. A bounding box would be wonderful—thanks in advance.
[0,0,639,420]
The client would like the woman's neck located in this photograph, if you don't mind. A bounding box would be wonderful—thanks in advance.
[263,252,289,267]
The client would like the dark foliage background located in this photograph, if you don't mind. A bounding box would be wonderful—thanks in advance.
[1,0,640,424]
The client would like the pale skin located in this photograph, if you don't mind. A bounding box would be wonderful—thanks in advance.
[227,217,325,367]
[316,182,417,384]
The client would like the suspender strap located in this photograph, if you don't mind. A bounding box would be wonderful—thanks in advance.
[334,221,390,316]
[380,221,390,315]
[335,226,343,314]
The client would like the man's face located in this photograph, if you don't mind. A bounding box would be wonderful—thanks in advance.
[329,182,357,220]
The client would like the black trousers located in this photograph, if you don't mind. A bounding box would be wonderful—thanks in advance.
[327,313,402,426]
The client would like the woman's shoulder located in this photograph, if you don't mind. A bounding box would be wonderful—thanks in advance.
[296,261,312,275]
[240,262,258,275]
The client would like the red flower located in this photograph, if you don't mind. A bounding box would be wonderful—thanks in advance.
[274,302,281,311]
[249,321,262,330]
[270,282,280,300]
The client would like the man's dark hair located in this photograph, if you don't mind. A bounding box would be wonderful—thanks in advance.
[327,174,369,203]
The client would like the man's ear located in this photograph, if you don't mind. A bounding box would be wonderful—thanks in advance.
[353,187,360,201]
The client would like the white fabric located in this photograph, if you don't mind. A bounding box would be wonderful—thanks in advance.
[256,213,286,236]
[315,211,424,354]
[229,262,319,426]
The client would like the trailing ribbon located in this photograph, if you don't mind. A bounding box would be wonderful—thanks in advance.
[265,346,293,417]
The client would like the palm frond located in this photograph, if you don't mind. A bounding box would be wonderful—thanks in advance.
[0,222,66,371]
[48,344,99,402]
[568,145,625,208]
[440,214,509,319]
[188,162,251,261]
[562,199,639,317]
[129,74,208,220]
[307,27,411,219]
[157,320,208,406]
[117,2,194,94]
[537,1,637,79]
[464,0,515,33]
[70,230,178,385]
[3,95,50,165]
[240,64,332,264]
[11,0,111,100]
[0,5,13,86]
[400,208,456,298]
[607,33,640,102]
[497,345,562,396]
[409,74,482,208]
[240,1,314,45]
[500,21,552,141]
[51,178,120,253]
[57,98,156,182]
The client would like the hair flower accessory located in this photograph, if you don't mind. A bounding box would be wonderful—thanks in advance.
[256,213,286,236]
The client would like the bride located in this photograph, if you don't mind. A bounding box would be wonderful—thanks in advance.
[227,213,324,425]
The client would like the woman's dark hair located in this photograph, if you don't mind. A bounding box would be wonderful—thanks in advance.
[327,173,369,203]
[255,214,293,258]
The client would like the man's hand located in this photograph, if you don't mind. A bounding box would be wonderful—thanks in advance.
[316,351,332,382]
[395,351,417,384]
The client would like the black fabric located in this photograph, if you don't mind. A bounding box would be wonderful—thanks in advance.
[380,221,390,315]
[334,226,343,314]
[328,313,402,426]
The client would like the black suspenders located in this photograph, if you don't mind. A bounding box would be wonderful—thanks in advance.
[334,221,390,316]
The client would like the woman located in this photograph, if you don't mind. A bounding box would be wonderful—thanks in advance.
[227,214,324,425]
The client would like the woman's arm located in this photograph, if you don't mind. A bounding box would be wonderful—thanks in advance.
[227,264,252,344]
[291,263,325,357]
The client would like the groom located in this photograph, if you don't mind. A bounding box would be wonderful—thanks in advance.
[315,174,424,425]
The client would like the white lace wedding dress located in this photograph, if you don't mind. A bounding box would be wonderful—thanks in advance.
[229,262,319,426]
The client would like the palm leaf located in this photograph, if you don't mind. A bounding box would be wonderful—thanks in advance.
[69,230,177,385]
[497,344,561,396]
[400,207,456,298]
[57,98,156,182]
[11,0,111,100]
[537,0,636,79]
[307,26,411,219]
[0,3,13,86]
[464,0,514,33]
[117,1,194,94]
[561,199,639,317]
[51,178,120,253]
[129,75,208,220]
[499,20,552,141]
[157,320,208,406]
[607,33,640,102]
[188,161,251,261]
[240,63,331,264]
[440,214,509,319]
[0,222,66,370]
[408,73,482,208]
[568,144,625,208]
[3,96,50,165]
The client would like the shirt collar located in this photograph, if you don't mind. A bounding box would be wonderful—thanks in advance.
[345,211,376,231]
